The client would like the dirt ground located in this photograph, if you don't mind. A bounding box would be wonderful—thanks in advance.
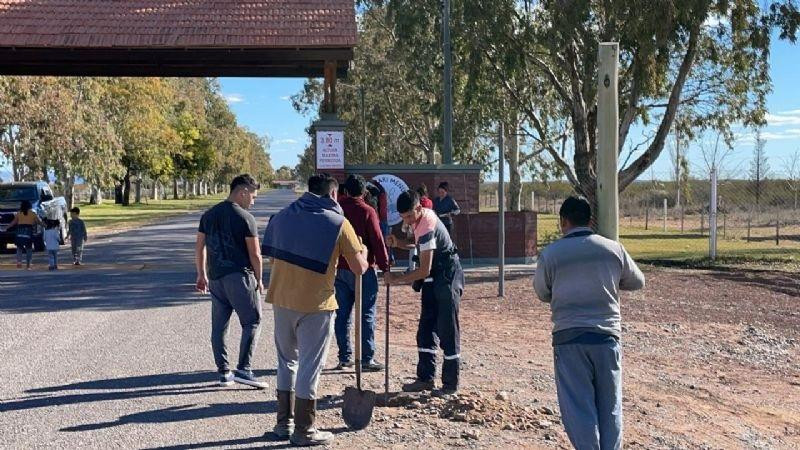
[308,265,800,449]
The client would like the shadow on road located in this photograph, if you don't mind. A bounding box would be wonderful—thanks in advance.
[2,371,276,414]
[139,426,354,450]
[0,270,202,314]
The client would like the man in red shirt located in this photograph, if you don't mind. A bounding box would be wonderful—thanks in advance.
[417,183,433,209]
[334,175,391,371]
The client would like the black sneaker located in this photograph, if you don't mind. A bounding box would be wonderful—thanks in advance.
[401,379,435,392]
[335,360,354,370]
[233,369,267,389]
[361,361,385,372]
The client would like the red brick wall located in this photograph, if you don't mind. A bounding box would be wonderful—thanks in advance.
[346,169,480,214]
[452,211,538,260]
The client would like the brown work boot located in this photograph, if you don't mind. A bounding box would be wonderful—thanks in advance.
[401,379,435,392]
[290,397,333,447]
[271,390,295,439]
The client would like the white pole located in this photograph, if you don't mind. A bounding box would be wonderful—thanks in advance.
[597,43,619,241]
[663,198,668,232]
[710,166,718,260]
[531,191,535,211]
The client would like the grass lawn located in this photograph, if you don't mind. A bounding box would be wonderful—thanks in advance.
[77,194,226,233]
[536,213,799,270]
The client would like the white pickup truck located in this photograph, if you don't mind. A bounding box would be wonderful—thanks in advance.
[0,181,68,251]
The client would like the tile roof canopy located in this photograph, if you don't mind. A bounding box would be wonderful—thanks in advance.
[0,0,356,76]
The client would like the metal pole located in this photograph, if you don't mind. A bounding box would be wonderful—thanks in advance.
[597,43,619,240]
[442,0,453,164]
[360,86,367,163]
[498,123,505,298]
[710,166,718,260]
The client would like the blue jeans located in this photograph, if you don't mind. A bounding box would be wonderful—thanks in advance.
[47,250,58,269]
[334,268,378,363]
[15,236,32,266]
[554,336,623,450]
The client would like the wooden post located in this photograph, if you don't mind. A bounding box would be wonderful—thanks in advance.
[709,166,718,260]
[323,60,337,114]
[681,204,685,233]
[776,211,780,245]
[596,42,620,241]
[663,198,668,232]
[498,123,505,298]
[645,203,650,230]
[747,215,752,242]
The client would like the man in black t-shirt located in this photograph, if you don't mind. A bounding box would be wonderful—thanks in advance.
[196,174,266,389]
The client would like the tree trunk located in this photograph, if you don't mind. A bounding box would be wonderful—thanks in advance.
[122,170,131,206]
[64,173,75,210]
[182,178,188,199]
[172,178,179,200]
[89,185,103,205]
[506,118,521,212]
[151,180,159,200]
[134,176,142,204]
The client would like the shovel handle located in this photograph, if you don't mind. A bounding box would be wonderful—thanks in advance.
[385,281,390,398]
[354,271,362,391]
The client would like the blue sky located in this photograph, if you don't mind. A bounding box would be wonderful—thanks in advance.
[220,35,799,181]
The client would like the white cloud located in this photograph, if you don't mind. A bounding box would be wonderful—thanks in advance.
[280,95,291,101]
[762,128,800,140]
[766,110,800,126]
[703,14,729,28]
[274,138,300,145]
[224,93,244,104]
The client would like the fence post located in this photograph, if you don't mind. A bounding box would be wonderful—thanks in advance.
[645,202,650,230]
[723,213,727,239]
[680,204,685,233]
[663,198,668,232]
[776,210,780,246]
[747,214,751,242]
[701,210,705,236]
[709,166,718,261]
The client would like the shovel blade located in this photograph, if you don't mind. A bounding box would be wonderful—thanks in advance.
[342,386,376,430]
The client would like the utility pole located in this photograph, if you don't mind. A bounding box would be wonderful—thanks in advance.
[442,0,453,164]
[597,43,619,240]
[498,123,505,298]
[360,86,367,163]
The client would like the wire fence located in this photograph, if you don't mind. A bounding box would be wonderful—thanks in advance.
[480,173,800,261]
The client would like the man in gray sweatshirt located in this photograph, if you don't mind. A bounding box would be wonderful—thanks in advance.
[534,196,645,450]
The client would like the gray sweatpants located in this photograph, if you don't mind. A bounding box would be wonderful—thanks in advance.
[554,338,623,450]
[209,271,262,373]
[273,305,334,400]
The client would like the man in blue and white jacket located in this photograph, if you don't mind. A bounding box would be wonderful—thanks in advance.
[534,196,645,450]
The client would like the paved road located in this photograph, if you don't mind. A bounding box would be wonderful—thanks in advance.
[0,190,312,449]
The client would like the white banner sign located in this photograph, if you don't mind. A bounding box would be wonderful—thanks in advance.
[373,174,409,226]
[316,131,344,169]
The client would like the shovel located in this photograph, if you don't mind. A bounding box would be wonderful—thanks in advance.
[342,271,376,430]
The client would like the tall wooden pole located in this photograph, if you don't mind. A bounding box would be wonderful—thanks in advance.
[498,123,505,298]
[597,43,619,240]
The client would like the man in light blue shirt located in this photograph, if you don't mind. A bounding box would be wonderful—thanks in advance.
[534,196,645,450]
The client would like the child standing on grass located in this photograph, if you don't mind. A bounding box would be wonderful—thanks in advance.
[67,207,88,265]
[44,219,61,270]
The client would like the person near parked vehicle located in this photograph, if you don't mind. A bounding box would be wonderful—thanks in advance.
[67,207,88,265]
[195,174,266,390]
[262,173,368,446]
[417,183,433,209]
[433,181,460,237]
[44,219,61,271]
[333,175,390,372]
[8,200,40,269]
[385,189,465,397]
[534,196,645,450]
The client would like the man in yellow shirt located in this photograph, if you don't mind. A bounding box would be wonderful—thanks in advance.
[263,173,368,447]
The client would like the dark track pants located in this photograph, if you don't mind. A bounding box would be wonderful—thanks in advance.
[416,257,464,389]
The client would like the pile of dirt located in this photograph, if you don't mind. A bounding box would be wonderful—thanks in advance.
[385,391,560,432]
